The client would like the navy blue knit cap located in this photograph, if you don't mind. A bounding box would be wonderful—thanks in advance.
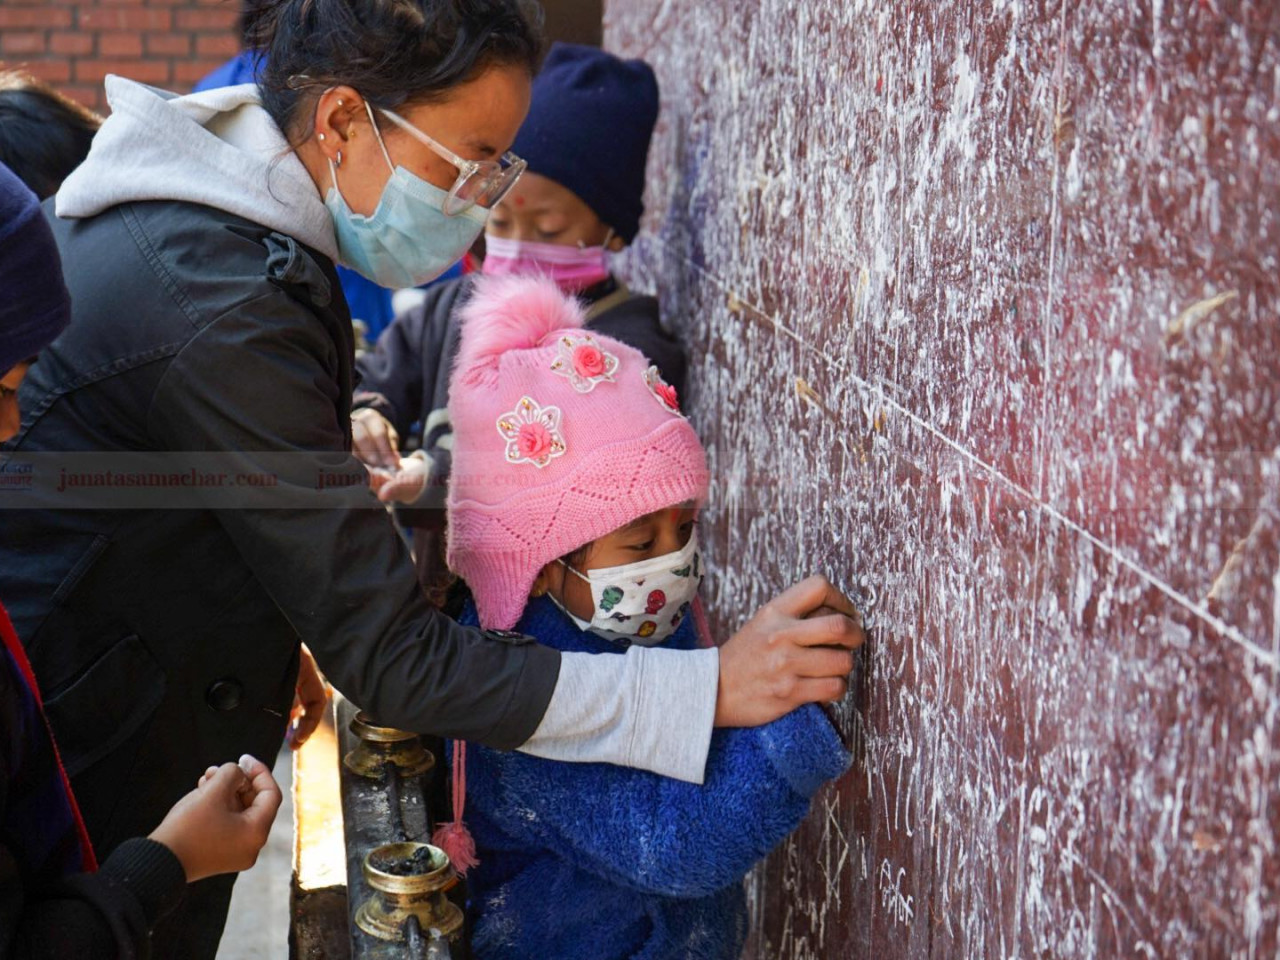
[512,43,659,243]
[0,162,70,373]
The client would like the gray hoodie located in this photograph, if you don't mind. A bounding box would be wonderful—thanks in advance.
[59,77,338,262]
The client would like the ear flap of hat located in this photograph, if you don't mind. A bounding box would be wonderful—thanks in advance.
[453,275,588,387]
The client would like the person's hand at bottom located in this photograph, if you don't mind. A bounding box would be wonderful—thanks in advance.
[150,755,282,883]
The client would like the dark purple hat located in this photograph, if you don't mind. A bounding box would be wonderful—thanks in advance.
[0,161,70,373]
[512,43,659,243]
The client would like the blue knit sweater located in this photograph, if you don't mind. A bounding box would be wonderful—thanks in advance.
[454,596,850,960]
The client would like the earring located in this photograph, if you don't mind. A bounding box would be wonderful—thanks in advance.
[317,132,326,141]
[335,150,343,168]
[337,98,345,106]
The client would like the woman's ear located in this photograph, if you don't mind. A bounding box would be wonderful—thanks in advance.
[311,85,364,154]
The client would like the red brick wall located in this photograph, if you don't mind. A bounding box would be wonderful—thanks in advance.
[0,0,242,114]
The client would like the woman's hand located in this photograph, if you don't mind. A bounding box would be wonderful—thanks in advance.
[714,575,865,727]
[149,755,283,883]
[351,408,400,470]
[288,645,329,749]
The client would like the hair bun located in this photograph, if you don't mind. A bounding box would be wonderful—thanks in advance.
[454,274,587,385]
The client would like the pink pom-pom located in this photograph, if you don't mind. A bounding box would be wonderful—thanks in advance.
[432,820,480,875]
[454,274,587,386]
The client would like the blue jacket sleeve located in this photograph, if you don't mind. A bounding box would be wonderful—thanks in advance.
[473,703,849,898]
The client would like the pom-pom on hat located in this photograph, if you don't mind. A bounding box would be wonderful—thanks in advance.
[447,275,707,630]
[511,43,659,243]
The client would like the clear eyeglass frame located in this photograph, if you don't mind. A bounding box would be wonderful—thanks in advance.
[376,107,527,217]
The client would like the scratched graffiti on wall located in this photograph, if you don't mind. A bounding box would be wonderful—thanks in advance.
[606,1,1280,956]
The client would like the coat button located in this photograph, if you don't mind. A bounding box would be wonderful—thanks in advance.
[206,678,243,712]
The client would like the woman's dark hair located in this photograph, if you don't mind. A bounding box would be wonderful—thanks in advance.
[0,72,101,200]
[244,0,544,143]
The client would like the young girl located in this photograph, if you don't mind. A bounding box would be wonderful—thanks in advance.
[441,274,850,959]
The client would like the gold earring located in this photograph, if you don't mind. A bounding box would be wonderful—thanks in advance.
[531,582,548,598]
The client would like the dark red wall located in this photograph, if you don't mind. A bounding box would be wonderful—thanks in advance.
[606,1,1280,956]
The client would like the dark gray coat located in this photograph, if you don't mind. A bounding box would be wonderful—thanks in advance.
[0,199,560,952]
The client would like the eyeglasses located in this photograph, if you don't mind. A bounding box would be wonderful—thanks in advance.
[372,105,526,217]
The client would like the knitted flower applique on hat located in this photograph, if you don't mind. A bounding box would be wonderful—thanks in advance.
[549,334,620,393]
[643,365,684,417]
[497,396,566,468]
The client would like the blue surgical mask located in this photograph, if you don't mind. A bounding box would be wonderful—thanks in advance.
[323,106,487,288]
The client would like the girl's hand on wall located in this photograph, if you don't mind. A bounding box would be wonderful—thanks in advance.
[714,575,864,727]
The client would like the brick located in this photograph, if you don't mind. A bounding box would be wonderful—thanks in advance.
[0,31,47,55]
[174,7,238,31]
[99,32,143,57]
[0,7,73,28]
[74,58,172,85]
[77,7,172,31]
[195,33,239,58]
[19,60,72,83]
[61,84,105,111]
[144,31,190,56]
[172,58,226,85]
[49,30,95,55]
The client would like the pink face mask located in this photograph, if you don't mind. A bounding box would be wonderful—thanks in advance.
[481,235,611,293]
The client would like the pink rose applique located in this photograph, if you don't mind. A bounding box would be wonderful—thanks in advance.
[550,335,619,393]
[643,366,685,417]
[517,422,553,460]
[573,344,607,378]
[496,396,566,469]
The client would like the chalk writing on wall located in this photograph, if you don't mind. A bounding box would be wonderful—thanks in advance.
[607,1,1280,956]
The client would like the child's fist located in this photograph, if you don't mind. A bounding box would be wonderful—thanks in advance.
[149,754,282,883]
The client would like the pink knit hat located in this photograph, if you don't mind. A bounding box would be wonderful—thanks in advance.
[446,275,709,630]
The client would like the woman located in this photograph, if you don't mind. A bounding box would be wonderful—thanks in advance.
[1,160,283,960]
[0,2,862,955]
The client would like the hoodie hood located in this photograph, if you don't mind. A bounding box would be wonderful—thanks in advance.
[57,76,337,263]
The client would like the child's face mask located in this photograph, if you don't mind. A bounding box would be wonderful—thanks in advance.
[481,234,611,293]
[553,534,703,646]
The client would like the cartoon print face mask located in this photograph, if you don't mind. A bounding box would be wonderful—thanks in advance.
[551,533,703,647]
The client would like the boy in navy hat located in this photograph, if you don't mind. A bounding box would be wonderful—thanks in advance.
[352,42,688,595]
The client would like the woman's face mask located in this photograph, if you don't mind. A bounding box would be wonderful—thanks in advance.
[324,101,488,289]
[551,533,703,647]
